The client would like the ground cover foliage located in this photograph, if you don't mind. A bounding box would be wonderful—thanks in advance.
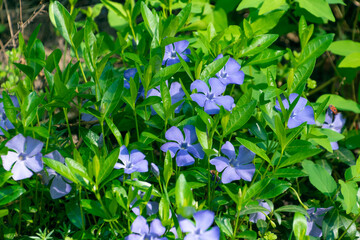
[0,0,360,239]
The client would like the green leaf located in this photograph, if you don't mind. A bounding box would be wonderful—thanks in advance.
[258,179,291,198]
[339,52,360,68]
[275,205,309,217]
[259,0,287,15]
[100,79,123,118]
[45,49,62,72]
[164,151,173,188]
[0,185,26,206]
[316,94,360,113]
[295,0,335,21]
[141,2,158,41]
[125,180,161,197]
[293,212,308,240]
[105,117,123,146]
[43,157,78,184]
[236,137,271,165]
[97,148,120,186]
[199,56,229,81]
[150,63,181,89]
[0,209,9,218]
[322,208,340,239]
[292,58,316,94]
[176,3,192,31]
[279,148,322,168]
[239,205,270,216]
[21,92,42,127]
[237,0,264,11]
[215,216,233,237]
[65,158,92,187]
[25,126,50,138]
[221,185,240,205]
[159,194,171,226]
[302,160,337,196]
[250,10,285,35]
[0,172,12,188]
[175,174,195,218]
[66,199,85,229]
[272,168,308,178]
[339,180,357,214]
[298,34,334,66]
[81,199,107,218]
[238,34,279,57]
[160,79,171,119]
[195,116,209,150]
[49,1,75,45]
[2,92,17,125]
[244,178,271,202]
[223,100,256,136]
[14,63,35,81]
[328,40,360,56]
[245,49,285,65]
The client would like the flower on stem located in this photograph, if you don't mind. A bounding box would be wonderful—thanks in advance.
[179,210,220,240]
[322,107,345,150]
[131,190,159,216]
[190,78,234,115]
[215,54,245,86]
[249,200,271,223]
[2,134,43,181]
[163,40,191,66]
[41,150,72,199]
[0,95,19,135]
[160,125,204,167]
[210,141,255,184]
[147,81,185,114]
[275,93,315,129]
[151,163,160,179]
[114,145,148,174]
[125,215,167,240]
[306,207,333,237]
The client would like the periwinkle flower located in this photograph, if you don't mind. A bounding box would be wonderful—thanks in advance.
[160,125,204,167]
[210,141,255,184]
[131,190,159,216]
[114,145,148,174]
[147,81,185,114]
[124,68,145,98]
[151,163,160,179]
[179,210,220,240]
[2,134,43,181]
[42,151,72,199]
[190,78,234,115]
[125,216,167,240]
[215,54,245,86]
[275,93,315,129]
[306,207,333,237]
[322,107,346,150]
[249,200,271,223]
[163,40,191,66]
[0,95,19,135]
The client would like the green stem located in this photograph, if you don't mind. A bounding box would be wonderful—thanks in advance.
[338,212,360,240]
[45,112,52,152]
[289,187,308,210]
[74,48,87,83]
[134,110,140,141]
[18,181,23,235]
[63,108,75,149]
[79,186,86,231]
[233,211,241,239]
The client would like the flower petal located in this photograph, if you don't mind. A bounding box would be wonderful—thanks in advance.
[160,142,180,157]
[179,218,196,233]
[226,71,244,85]
[125,234,142,240]
[226,57,241,72]
[191,93,207,107]
[44,150,65,164]
[6,134,26,153]
[130,150,146,163]
[236,145,255,164]
[130,160,148,173]
[119,145,130,163]
[190,80,209,94]
[193,210,215,232]
[210,157,230,172]
[166,58,180,66]
[147,88,161,97]
[150,219,166,236]
[187,143,205,159]
[50,175,72,199]
[146,201,159,216]
[221,167,240,184]
[221,141,236,160]
[183,125,197,144]
[24,136,44,157]
[295,105,315,125]
[131,216,149,235]
[24,154,43,173]
[176,149,195,166]
[209,78,226,96]
[214,96,234,111]
[200,227,220,240]
[12,160,33,180]
[165,126,184,144]
[2,151,18,171]
[235,163,255,181]
[124,68,137,80]
[204,100,220,115]
[174,40,189,53]
[170,82,185,100]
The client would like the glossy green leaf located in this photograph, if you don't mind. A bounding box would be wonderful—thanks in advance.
[195,116,209,150]
[293,212,308,240]
[97,148,120,186]
[302,160,337,196]
[66,199,85,229]
[238,34,279,57]
[43,157,78,184]
[279,148,322,168]
[81,199,107,218]
[258,179,291,198]
[199,55,229,81]
[13,63,35,81]
[259,0,287,15]
[236,137,271,165]
[175,174,195,218]
[215,216,233,237]
[245,49,285,65]
[339,180,357,214]
[0,172,12,188]
[275,205,309,217]
[125,180,161,197]
[49,1,75,45]
[223,100,256,136]
[250,10,285,35]
[236,0,264,11]
[298,34,334,66]
[292,58,316,94]
[2,92,17,125]
[100,79,123,118]
[295,0,335,21]
[0,185,26,206]
[164,151,173,188]
[316,94,360,113]
[339,52,360,68]
[328,40,360,56]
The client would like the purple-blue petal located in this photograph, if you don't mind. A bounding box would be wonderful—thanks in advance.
[150,219,166,236]
[174,40,189,53]
[204,100,220,115]
[187,143,205,159]
[201,227,220,240]
[176,149,195,166]
[50,175,72,199]
[179,218,196,233]
[2,151,18,171]
[6,134,26,153]
[221,167,240,184]
[183,125,197,144]
[130,150,146,163]
[236,145,255,164]
[165,126,184,144]
[191,93,207,107]
[210,157,230,172]
[160,142,180,157]
[119,145,130,164]
[214,96,234,111]
[12,160,33,180]
[221,141,236,160]
[208,78,226,96]
[190,80,209,94]
[124,68,138,80]
[24,154,43,173]
[235,164,255,182]
[193,210,214,232]
[131,216,149,235]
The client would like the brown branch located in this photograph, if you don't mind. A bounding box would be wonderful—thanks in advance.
[3,3,46,49]
[3,0,15,47]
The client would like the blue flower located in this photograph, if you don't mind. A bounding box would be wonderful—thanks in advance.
[161,125,204,167]
[126,216,167,240]
[215,54,245,86]
[322,107,345,150]
[2,134,43,180]
[275,93,315,129]
[124,68,145,98]
[163,40,191,66]
[0,95,19,135]
[114,145,148,174]
[190,78,234,115]
[306,207,333,237]
[147,81,185,114]
[210,141,255,184]
[179,210,220,240]
[249,200,271,223]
